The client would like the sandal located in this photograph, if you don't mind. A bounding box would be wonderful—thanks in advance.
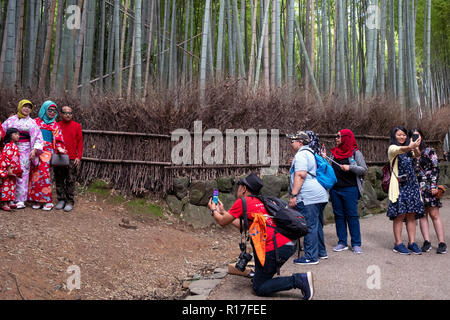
[1,205,11,212]
[16,202,26,209]
[32,204,42,210]
[42,203,54,211]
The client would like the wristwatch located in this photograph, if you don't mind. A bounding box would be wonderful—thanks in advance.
[210,209,216,216]
[289,193,298,199]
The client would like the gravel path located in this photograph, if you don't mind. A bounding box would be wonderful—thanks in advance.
[209,199,450,300]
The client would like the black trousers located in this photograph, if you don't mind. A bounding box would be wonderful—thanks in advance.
[54,160,78,205]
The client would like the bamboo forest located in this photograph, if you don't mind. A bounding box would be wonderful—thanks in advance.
[0,0,448,115]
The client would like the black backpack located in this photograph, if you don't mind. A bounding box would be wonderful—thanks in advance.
[240,195,309,275]
[257,195,309,240]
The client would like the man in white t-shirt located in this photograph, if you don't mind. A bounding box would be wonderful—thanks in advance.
[287,131,329,265]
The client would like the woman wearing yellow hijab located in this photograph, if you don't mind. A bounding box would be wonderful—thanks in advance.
[1,100,44,209]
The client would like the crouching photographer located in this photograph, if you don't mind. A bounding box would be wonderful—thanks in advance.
[207,173,314,300]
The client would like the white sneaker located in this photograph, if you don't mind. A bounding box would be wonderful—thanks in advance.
[42,203,54,211]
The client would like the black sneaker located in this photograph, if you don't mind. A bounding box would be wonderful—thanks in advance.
[293,272,314,300]
[421,240,432,252]
[437,242,447,254]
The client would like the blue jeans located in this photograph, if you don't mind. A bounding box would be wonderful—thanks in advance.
[295,202,328,261]
[252,243,299,296]
[330,186,361,247]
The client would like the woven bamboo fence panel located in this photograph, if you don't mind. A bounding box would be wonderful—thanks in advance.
[78,130,443,195]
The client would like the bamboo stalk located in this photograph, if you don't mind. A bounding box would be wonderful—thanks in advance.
[82,157,171,166]
[82,130,171,138]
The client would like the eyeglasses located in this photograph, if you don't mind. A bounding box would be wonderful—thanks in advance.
[335,135,341,139]
[290,140,299,144]
[48,109,57,114]
[62,112,73,115]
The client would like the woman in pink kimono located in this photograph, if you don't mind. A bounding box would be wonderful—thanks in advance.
[29,101,66,211]
[2,100,43,209]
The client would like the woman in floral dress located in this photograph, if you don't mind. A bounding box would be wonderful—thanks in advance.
[410,129,447,254]
[2,100,44,209]
[386,126,424,255]
[29,101,66,211]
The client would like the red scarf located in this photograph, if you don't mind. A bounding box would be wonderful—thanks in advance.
[330,129,358,160]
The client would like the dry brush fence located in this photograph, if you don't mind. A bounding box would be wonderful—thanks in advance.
[79,129,442,196]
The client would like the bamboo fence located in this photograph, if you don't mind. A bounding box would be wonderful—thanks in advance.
[79,129,443,196]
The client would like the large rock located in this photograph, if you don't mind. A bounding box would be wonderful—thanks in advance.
[189,181,205,205]
[279,174,290,192]
[365,167,379,187]
[260,175,284,197]
[199,180,219,206]
[219,192,237,210]
[365,166,386,200]
[182,203,216,229]
[216,176,234,192]
[361,181,380,209]
[188,279,222,296]
[166,195,184,215]
[438,163,450,187]
[173,177,189,200]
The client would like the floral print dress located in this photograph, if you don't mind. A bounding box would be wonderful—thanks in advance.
[386,152,425,220]
[0,142,22,202]
[28,118,65,204]
[2,115,44,203]
[414,147,442,208]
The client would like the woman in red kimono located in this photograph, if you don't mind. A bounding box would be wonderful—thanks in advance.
[29,101,66,211]
[1,128,22,211]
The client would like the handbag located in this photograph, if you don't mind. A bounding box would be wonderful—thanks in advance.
[382,156,398,193]
[49,132,70,167]
[50,153,70,167]
[436,185,447,199]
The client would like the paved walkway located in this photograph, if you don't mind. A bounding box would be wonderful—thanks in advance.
[209,199,450,300]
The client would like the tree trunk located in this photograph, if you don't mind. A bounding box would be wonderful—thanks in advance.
[135,0,143,98]
[50,0,64,95]
[398,0,405,107]
[144,0,155,97]
[199,0,212,103]
[247,0,258,88]
[14,0,25,89]
[295,19,323,107]
[80,0,96,105]
[38,0,57,92]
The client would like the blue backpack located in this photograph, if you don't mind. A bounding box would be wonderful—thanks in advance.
[301,149,337,190]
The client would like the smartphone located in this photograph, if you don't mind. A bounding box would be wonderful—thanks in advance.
[212,189,219,205]
[412,133,419,142]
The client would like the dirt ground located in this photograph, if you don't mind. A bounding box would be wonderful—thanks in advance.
[0,191,241,300]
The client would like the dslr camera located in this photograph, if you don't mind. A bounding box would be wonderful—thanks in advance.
[235,242,252,272]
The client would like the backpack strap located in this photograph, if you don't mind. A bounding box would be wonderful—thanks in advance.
[239,197,253,230]
[299,148,318,178]
[272,231,281,276]
[390,155,399,179]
